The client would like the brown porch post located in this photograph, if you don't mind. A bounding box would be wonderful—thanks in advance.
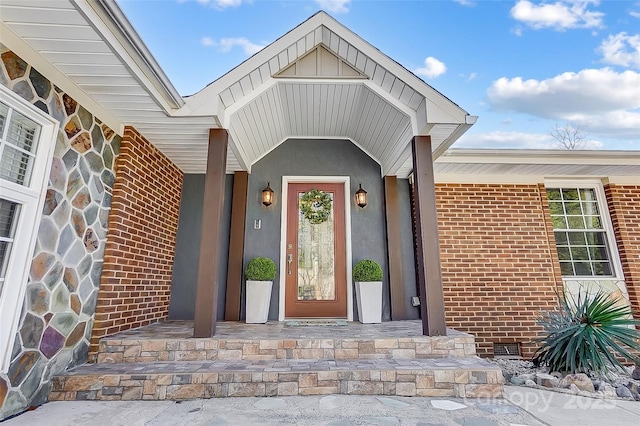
[225,171,249,321]
[384,176,406,320]
[193,129,228,337]
[411,136,447,336]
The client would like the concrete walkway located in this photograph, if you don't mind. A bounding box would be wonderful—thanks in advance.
[3,387,639,425]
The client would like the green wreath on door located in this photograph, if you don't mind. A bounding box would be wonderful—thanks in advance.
[299,189,332,224]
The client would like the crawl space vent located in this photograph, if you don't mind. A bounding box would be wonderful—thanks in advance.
[493,343,522,358]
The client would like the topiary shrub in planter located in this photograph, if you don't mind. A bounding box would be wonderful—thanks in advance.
[245,257,277,323]
[532,289,640,375]
[353,259,383,323]
[245,257,276,281]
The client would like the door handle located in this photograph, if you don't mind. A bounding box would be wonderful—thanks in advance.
[287,254,293,275]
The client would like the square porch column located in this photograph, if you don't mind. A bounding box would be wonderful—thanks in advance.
[194,129,228,337]
[411,136,447,336]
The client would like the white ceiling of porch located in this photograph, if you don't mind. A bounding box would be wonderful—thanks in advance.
[184,13,475,177]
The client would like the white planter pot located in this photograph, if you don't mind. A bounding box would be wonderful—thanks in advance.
[355,281,382,323]
[246,280,273,323]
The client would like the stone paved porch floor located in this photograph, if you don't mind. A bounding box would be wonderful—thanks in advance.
[102,320,470,340]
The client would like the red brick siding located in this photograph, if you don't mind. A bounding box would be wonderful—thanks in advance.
[605,184,640,314]
[436,183,563,358]
[89,126,183,355]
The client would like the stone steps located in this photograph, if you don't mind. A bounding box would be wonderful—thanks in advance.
[50,321,504,401]
[96,334,477,363]
[50,358,503,401]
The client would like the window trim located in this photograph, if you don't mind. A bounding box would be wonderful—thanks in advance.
[0,85,58,372]
[545,179,625,281]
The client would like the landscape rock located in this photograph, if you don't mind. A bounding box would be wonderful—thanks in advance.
[560,373,595,392]
[602,384,616,399]
[524,380,536,387]
[569,384,580,394]
[509,376,527,386]
[616,385,633,398]
[536,373,560,389]
[632,366,640,381]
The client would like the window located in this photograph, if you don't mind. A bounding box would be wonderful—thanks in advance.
[546,185,616,278]
[0,85,57,372]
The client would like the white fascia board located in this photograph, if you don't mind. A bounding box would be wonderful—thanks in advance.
[0,21,123,135]
[438,148,640,166]
[73,0,183,113]
[432,123,474,160]
[316,13,470,123]
[185,13,327,116]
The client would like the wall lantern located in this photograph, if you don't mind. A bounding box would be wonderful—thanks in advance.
[355,183,368,208]
[262,182,274,206]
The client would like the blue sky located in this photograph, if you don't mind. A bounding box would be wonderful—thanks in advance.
[118,0,640,150]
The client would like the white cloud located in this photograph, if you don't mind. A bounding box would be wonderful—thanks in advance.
[487,68,640,139]
[454,130,604,149]
[196,0,247,9]
[467,72,477,81]
[200,36,215,47]
[415,57,447,78]
[200,37,265,55]
[599,32,640,69]
[453,0,475,6]
[510,0,604,31]
[315,0,350,14]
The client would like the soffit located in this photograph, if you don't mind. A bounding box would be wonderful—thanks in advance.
[1,3,475,176]
[0,0,229,174]
[185,12,475,176]
[434,149,640,178]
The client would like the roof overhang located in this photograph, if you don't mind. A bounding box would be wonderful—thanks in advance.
[435,149,640,184]
[1,3,475,176]
[179,11,476,176]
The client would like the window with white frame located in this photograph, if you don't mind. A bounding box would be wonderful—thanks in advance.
[0,85,57,372]
[546,184,617,278]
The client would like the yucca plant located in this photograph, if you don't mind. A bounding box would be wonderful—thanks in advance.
[532,289,640,375]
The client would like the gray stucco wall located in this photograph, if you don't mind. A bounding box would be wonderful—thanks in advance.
[169,174,233,320]
[168,139,420,322]
[243,139,390,321]
[397,178,420,320]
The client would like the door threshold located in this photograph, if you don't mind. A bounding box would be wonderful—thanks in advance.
[284,319,348,327]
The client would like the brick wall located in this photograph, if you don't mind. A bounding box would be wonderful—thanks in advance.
[435,183,562,358]
[89,126,183,355]
[605,184,640,313]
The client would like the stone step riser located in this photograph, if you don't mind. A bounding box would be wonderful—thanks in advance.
[50,369,503,401]
[97,337,477,364]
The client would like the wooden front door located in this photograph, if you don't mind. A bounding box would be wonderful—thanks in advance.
[285,183,347,318]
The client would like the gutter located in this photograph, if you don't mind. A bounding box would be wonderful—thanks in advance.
[439,148,640,166]
[82,0,185,110]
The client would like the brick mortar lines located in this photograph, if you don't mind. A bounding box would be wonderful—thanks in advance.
[89,126,183,356]
[605,184,640,313]
[436,183,561,358]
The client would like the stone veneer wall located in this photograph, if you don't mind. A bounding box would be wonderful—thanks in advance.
[89,127,183,356]
[435,183,562,358]
[605,184,640,313]
[0,47,120,419]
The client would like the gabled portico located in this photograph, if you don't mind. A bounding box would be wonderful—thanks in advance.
[183,12,477,337]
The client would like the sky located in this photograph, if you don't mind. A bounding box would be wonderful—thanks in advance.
[118,0,640,151]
